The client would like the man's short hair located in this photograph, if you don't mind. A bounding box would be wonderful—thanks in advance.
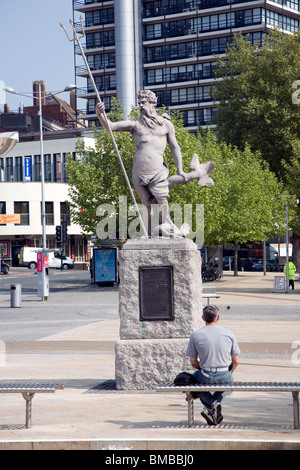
[203,305,219,323]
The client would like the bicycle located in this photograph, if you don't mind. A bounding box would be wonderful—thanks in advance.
[201,263,221,283]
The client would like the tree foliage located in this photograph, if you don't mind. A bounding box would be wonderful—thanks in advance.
[213,29,300,267]
[213,30,300,177]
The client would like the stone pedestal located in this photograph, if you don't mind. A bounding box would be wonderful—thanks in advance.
[115,238,202,390]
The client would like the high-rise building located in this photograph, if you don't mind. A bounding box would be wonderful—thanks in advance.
[73,0,300,130]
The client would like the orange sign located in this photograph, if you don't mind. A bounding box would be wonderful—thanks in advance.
[0,214,21,224]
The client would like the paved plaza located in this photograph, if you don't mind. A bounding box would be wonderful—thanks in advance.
[0,269,299,450]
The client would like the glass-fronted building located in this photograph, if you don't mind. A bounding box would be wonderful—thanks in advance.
[73,0,300,130]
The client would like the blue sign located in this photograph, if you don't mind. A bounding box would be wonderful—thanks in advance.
[24,157,31,181]
[94,248,117,284]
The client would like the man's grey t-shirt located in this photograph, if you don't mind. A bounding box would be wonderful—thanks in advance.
[186,325,240,369]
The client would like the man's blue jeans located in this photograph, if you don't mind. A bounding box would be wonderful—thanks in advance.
[193,369,233,409]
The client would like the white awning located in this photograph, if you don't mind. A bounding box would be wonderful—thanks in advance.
[0,132,19,156]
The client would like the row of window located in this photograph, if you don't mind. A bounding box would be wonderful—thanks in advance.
[144,32,262,63]
[86,53,116,70]
[87,74,116,92]
[266,9,299,31]
[145,61,216,86]
[73,0,111,5]
[0,153,75,183]
[182,107,218,126]
[85,8,114,26]
[85,84,214,114]
[0,201,70,226]
[143,8,299,39]
[86,96,113,115]
[143,0,300,17]
[86,30,115,49]
[83,102,217,128]
[155,85,214,106]
[144,8,261,39]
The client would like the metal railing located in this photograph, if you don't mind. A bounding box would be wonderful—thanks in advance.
[73,0,110,7]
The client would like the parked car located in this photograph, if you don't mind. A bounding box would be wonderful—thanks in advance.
[241,258,256,271]
[223,257,243,271]
[0,262,10,274]
[251,261,275,272]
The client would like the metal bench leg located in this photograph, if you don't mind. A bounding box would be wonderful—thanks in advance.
[22,392,35,429]
[292,391,299,429]
[186,392,194,427]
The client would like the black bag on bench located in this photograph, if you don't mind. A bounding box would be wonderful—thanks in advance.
[174,372,199,399]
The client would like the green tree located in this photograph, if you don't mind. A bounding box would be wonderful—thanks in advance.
[213,30,300,269]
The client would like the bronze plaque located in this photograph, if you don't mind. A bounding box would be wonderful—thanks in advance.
[139,266,174,321]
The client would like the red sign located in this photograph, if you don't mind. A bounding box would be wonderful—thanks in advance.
[44,256,49,267]
[37,252,43,272]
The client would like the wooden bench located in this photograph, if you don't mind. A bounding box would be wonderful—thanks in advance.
[156,382,300,429]
[201,286,220,305]
[0,382,64,429]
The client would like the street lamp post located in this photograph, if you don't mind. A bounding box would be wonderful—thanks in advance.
[280,195,295,293]
[4,83,76,300]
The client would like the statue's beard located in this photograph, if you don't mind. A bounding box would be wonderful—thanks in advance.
[140,107,164,129]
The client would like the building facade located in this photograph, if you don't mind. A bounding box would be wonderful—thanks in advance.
[0,127,95,267]
[0,80,96,267]
[73,0,300,130]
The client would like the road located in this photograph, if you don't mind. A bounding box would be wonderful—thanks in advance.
[0,267,119,342]
[0,267,299,344]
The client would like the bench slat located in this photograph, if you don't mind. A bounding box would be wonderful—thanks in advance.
[0,383,64,392]
[156,382,300,392]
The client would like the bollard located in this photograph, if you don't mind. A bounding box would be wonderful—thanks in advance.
[10,284,21,308]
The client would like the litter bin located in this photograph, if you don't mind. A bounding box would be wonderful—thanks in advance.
[10,284,21,308]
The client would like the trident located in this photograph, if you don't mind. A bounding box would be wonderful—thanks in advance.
[60,16,148,238]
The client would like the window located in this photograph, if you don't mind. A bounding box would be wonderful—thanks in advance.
[54,154,61,182]
[88,98,97,114]
[63,153,74,182]
[34,155,41,181]
[44,155,52,182]
[0,201,6,226]
[60,202,70,226]
[6,157,13,181]
[88,53,115,70]
[86,30,115,49]
[15,157,23,182]
[0,158,4,181]
[145,23,162,39]
[187,110,196,125]
[14,202,29,225]
[41,202,54,225]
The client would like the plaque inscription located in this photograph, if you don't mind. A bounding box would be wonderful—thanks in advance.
[139,266,174,321]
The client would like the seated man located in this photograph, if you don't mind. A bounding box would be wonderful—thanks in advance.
[186,305,240,425]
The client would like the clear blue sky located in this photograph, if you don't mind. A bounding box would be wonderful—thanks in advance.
[0,0,84,112]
